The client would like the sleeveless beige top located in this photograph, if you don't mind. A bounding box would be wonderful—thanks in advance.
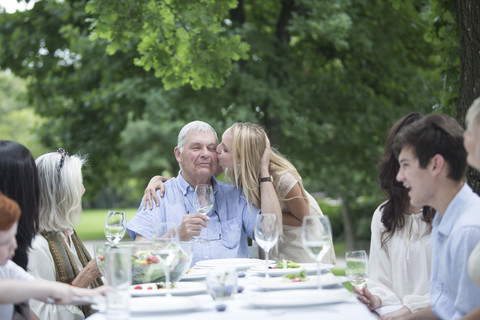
[268,171,336,264]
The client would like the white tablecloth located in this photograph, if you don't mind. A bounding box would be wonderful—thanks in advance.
[87,274,378,320]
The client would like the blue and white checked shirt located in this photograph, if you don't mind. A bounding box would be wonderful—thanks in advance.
[127,172,260,265]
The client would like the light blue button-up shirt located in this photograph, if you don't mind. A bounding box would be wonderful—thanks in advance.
[430,183,480,320]
[127,173,260,265]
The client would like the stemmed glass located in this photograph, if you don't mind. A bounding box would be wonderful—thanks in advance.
[345,250,369,290]
[194,184,214,215]
[94,242,109,279]
[254,214,279,279]
[104,211,126,245]
[152,221,179,298]
[302,215,333,289]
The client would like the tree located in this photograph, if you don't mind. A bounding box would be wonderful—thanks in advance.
[453,0,480,193]
[0,0,447,248]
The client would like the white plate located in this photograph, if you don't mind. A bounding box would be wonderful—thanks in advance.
[195,258,274,270]
[249,263,334,276]
[130,296,201,313]
[254,273,341,290]
[130,282,205,297]
[180,268,208,281]
[244,288,353,308]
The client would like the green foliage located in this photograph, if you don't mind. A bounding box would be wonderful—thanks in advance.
[0,71,48,156]
[424,0,459,116]
[76,208,138,240]
[0,0,456,228]
[86,0,249,90]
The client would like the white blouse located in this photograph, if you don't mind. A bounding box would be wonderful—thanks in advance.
[27,230,85,320]
[367,203,431,313]
[269,171,336,264]
[0,260,35,320]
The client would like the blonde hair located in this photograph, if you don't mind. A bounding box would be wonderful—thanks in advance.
[466,97,480,133]
[225,123,307,208]
[35,151,85,232]
[466,97,480,163]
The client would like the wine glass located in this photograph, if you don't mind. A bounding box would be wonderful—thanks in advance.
[152,221,179,298]
[104,211,126,245]
[302,215,333,289]
[94,242,109,279]
[194,184,214,215]
[345,250,368,290]
[254,214,279,279]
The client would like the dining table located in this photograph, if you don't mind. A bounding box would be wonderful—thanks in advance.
[86,259,379,320]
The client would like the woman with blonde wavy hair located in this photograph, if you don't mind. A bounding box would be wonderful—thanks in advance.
[145,123,335,263]
[27,149,103,320]
[217,123,335,263]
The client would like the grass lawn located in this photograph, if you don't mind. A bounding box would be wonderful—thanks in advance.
[77,208,349,285]
[76,208,138,240]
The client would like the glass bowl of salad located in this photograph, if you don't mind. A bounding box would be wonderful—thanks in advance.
[95,241,193,285]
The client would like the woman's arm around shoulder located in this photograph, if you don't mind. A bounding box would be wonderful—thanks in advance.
[143,175,171,210]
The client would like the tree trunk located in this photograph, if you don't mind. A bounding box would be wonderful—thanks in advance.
[341,197,356,251]
[453,0,480,194]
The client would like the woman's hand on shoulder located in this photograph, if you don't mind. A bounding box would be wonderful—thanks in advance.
[143,175,170,210]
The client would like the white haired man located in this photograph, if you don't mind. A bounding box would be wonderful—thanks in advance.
[127,121,282,264]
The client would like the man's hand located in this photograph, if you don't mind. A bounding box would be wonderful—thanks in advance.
[143,176,170,210]
[178,214,210,241]
[354,286,382,311]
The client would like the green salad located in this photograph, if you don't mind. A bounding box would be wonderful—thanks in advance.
[274,259,300,269]
[131,243,190,285]
[97,243,191,285]
[284,269,307,282]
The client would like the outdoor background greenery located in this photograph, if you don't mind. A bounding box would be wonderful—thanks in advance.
[0,0,474,251]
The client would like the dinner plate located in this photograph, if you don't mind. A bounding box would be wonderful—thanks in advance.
[180,268,208,281]
[130,296,202,313]
[254,273,341,290]
[249,263,334,276]
[130,281,206,297]
[244,288,353,308]
[195,258,274,270]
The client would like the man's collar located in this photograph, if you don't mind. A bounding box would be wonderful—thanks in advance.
[435,183,470,237]
[176,170,218,195]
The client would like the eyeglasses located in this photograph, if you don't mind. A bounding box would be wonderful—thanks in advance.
[57,148,69,179]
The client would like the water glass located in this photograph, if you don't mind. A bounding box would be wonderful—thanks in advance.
[345,250,369,290]
[254,213,279,279]
[105,247,132,320]
[152,221,179,298]
[93,242,110,279]
[206,267,238,301]
[302,215,333,289]
[104,211,126,245]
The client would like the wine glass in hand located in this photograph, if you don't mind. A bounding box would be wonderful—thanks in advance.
[302,215,333,289]
[254,214,279,279]
[194,184,214,215]
[104,211,126,245]
[345,250,368,290]
[153,221,179,298]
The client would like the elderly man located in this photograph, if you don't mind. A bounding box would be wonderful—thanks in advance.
[393,114,480,320]
[127,121,281,264]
